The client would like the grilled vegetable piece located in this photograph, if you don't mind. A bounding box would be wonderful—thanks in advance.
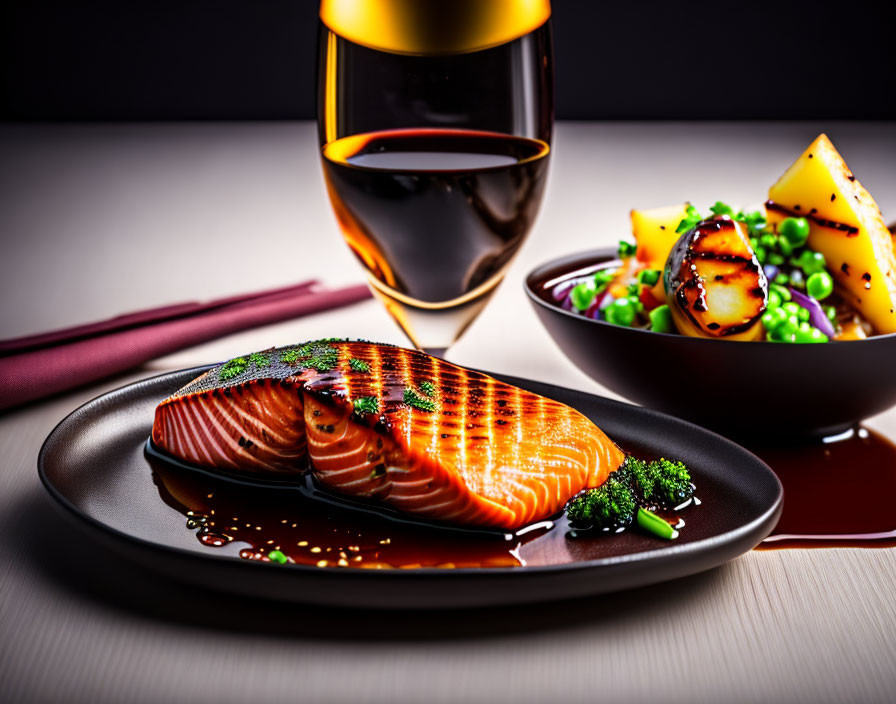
[565,472,636,531]
[566,456,694,538]
[631,202,693,270]
[152,340,626,531]
[767,133,896,334]
[664,216,768,340]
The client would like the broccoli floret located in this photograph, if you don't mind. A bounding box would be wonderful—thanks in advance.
[565,455,695,538]
[648,458,694,508]
[617,456,693,509]
[566,474,636,530]
[618,456,654,505]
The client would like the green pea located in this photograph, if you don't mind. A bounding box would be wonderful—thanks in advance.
[806,271,834,300]
[783,302,801,316]
[770,283,791,302]
[789,269,805,289]
[779,217,810,247]
[754,246,767,263]
[749,237,760,251]
[760,233,777,248]
[268,550,288,564]
[777,237,794,256]
[605,298,636,327]
[824,305,838,323]
[594,269,616,287]
[767,327,786,342]
[795,322,829,344]
[780,316,801,339]
[774,273,790,286]
[570,281,597,310]
[637,268,661,286]
[768,253,786,266]
[762,307,788,330]
[802,251,827,275]
[797,307,810,323]
[649,304,674,333]
[808,328,829,343]
[767,290,782,309]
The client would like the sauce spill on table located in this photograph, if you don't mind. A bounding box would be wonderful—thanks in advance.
[753,426,896,549]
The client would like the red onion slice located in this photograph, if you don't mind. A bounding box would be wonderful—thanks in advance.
[789,287,835,338]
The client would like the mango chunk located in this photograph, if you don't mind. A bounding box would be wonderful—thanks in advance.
[767,134,896,334]
[631,203,691,270]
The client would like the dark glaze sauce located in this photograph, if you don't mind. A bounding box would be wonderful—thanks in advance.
[146,444,705,569]
[754,426,896,549]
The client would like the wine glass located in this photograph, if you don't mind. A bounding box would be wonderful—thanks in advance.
[317,0,554,356]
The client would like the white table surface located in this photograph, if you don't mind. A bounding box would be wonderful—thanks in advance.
[1,121,894,703]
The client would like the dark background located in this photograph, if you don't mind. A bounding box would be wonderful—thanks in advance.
[2,0,894,121]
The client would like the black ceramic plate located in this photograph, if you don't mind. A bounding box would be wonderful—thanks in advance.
[38,366,781,609]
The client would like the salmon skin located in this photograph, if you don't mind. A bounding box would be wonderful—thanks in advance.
[152,340,624,531]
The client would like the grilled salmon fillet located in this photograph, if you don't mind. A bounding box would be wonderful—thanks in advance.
[152,340,624,530]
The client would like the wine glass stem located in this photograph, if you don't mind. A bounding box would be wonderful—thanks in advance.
[421,347,448,359]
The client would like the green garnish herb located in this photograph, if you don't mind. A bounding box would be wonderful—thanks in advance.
[349,358,370,373]
[709,201,734,217]
[280,348,302,364]
[303,342,339,371]
[280,340,339,371]
[419,381,436,397]
[248,352,270,368]
[219,356,249,381]
[403,387,437,412]
[267,550,288,564]
[566,456,695,539]
[734,209,767,233]
[617,240,636,258]
[353,396,379,415]
[636,508,679,540]
[675,204,703,234]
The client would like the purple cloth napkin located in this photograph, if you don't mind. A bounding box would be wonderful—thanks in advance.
[0,281,372,411]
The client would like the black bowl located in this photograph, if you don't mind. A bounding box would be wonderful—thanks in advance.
[526,248,896,440]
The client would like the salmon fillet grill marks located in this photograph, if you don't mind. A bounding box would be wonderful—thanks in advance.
[152,341,625,530]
